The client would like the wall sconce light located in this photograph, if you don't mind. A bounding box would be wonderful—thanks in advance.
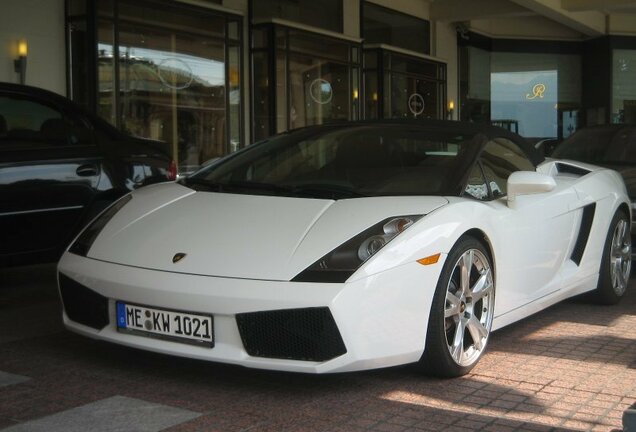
[14,39,28,85]
[447,100,455,120]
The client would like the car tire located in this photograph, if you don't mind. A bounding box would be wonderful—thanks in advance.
[418,236,495,377]
[594,209,631,305]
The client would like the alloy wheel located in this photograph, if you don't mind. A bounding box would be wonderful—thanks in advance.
[444,249,494,367]
[610,218,631,296]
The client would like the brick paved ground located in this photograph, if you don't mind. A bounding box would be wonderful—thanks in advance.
[0,264,634,432]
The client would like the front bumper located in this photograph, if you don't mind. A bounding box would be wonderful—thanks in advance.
[57,252,443,373]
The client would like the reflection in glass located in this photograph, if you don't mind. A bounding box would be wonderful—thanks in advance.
[491,71,557,138]
[289,55,349,129]
[613,49,636,123]
[69,1,242,175]
[390,75,439,119]
[228,45,241,153]
[116,26,226,173]
[252,51,270,142]
[251,24,360,138]
[460,47,581,139]
[98,21,116,126]
[364,49,445,121]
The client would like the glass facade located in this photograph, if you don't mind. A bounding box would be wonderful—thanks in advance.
[251,24,361,141]
[252,0,343,33]
[67,0,241,174]
[459,42,581,139]
[364,49,446,120]
[363,2,430,55]
[613,49,636,123]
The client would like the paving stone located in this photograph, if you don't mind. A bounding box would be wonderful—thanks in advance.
[1,266,635,432]
[2,395,200,432]
[0,370,30,388]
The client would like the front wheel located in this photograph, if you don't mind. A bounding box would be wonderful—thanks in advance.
[594,210,631,305]
[418,236,495,377]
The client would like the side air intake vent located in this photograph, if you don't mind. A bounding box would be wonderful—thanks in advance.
[556,163,592,177]
[571,203,596,265]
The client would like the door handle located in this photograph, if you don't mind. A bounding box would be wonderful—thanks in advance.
[76,164,98,177]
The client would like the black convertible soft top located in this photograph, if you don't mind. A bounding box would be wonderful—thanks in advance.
[286,118,545,167]
[188,119,544,200]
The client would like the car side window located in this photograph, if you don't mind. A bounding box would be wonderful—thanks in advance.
[480,138,535,197]
[0,96,92,149]
[464,162,489,201]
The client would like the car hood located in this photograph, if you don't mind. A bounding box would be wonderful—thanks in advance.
[87,183,448,280]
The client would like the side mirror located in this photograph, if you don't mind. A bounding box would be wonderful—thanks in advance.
[507,171,556,209]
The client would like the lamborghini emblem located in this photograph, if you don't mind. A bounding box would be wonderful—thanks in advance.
[172,253,187,263]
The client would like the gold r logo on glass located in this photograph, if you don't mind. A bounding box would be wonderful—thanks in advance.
[526,83,546,100]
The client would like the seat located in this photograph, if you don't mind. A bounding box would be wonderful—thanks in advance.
[40,118,69,145]
[334,136,398,188]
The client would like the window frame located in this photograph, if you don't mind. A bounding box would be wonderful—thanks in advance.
[473,136,536,200]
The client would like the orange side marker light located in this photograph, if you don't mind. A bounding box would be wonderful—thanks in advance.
[417,253,441,266]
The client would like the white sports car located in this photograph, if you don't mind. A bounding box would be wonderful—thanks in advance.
[57,120,631,377]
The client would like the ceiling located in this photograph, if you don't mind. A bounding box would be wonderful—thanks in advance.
[429,0,636,39]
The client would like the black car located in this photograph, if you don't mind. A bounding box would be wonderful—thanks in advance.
[0,83,175,267]
[551,124,636,253]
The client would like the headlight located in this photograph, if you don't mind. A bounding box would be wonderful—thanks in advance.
[68,194,132,257]
[292,215,421,283]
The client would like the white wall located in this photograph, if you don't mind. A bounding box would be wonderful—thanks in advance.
[0,0,66,95]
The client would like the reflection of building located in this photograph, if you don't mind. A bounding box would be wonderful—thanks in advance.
[99,54,227,173]
[2,0,636,169]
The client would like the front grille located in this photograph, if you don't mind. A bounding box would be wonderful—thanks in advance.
[236,307,347,362]
[58,273,109,330]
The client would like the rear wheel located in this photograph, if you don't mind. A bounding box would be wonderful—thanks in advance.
[419,236,495,377]
[595,210,631,305]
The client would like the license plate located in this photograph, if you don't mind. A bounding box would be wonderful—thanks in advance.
[116,302,214,347]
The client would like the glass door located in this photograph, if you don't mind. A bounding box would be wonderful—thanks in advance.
[363,48,446,120]
[251,24,361,141]
[68,0,242,175]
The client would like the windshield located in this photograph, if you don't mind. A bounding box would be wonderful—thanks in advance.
[185,125,484,199]
[552,127,636,165]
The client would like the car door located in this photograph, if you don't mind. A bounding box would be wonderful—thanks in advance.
[478,137,579,315]
[0,92,102,265]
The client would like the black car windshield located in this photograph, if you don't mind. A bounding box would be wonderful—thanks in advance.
[552,127,636,165]
[185,124,484,199]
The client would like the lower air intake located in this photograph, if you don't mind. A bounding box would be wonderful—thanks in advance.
[59,273,109,330]
[236,307,347,362]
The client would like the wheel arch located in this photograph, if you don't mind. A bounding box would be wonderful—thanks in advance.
[617,201,630,220]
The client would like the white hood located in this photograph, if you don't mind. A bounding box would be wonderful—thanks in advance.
[88,183,448,280]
